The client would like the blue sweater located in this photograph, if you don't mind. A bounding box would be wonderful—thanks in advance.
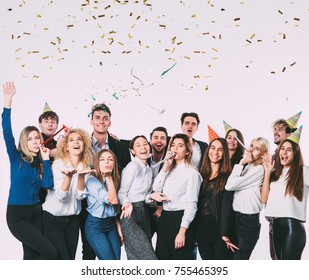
[2,108,54,206]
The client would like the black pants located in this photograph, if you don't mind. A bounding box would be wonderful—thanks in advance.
[233,212,260,260]
[79,198,96,260]
[156,210,194,260]
[43,211,80,260]
[273,217,306,260]
[6,204,57,260]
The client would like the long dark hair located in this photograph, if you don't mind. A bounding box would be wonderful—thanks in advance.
[225,128,245,166]
[271,139,304,201]
[199,138,231,194]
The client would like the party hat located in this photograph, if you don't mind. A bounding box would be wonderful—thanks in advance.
[208,125,220,143]
[43,102,52,113]
[286,111,302,129]
[223,120,233,134]
[287,125,303,145]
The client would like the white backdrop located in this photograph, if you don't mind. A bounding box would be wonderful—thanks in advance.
[0,0,309,260]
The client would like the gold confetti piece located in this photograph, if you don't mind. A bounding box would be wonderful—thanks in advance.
[15,48,21,52]
[58,48,62,53]
[283,34,286,39]
[57,37,61,44]
[282,67,286,72]
[50,41,56,45]
[278,10,283,14]
[183,56,190,60]
[211,48,218,52]
[44,28,49,30]
[136,15,141,20]
[221,8,225,11]
[37,14,42,18]
[191,14,196,18]
[234,18,240,21]
[100,62,103,66]
[62,49,68,51]
[130,12,133,16]
[294,18,300,21]
[202,32,210,35]
[159,24,166,28]
[219,34,222,39]
[128,33,133,38]
[98,14,105,17]
[177,42,183,45]
[194,75,200,78]
[271,71,275,74]
[109,30,116,34]
[246,40,251,44]
[32,51,39,53]
[290,62,296,66]
[205,85,209,91]
[118,42,124,45]
[23,32,30,35]
[8,8,12,11]
[15,57,21,60]
[43,56,50,59]
[257,39,263,42]
[171,36,176,43]
[194,51,201,53]
[184,27,189,30]
[67,24,74,28]
[250,33,256,39]
[92,16,97,20]
[104,5,111,9]
[12,34,14,39]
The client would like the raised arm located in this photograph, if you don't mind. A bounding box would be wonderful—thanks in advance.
[3,81,16,108]
[261,154,274,203]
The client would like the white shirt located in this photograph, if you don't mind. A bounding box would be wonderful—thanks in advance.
[225,163,264,214]
[265,166,309,222]
[43,159,87,216]
[152,162,202,228]
[118,157,153,205]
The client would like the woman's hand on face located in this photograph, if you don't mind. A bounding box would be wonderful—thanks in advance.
[120,203,133,219]
[3,81,16,100]
[240,150,253,165]
[39,145,50,160]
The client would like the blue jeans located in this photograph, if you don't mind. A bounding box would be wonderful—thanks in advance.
[85,214,121,260]
[233,212,260,260]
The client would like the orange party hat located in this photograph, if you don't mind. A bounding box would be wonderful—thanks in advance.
[208,125,220,143]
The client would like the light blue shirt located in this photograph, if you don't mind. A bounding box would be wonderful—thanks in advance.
[85,175,117,218]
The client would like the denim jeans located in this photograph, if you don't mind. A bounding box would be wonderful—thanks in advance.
[233,212,260,260]
[85,214,121,260]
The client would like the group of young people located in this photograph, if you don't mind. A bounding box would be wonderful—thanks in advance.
[2,81,308,260]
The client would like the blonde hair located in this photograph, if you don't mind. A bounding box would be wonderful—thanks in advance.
[56,128,93,168]
[251,137,269,166]
[18,126,42,163]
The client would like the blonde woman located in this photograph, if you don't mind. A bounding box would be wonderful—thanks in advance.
[225,137,269,259]
[42,128,93,259]
[2,81,57,259]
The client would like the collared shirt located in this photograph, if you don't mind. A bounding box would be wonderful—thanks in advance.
[91,133,109,155]
[265,166,309,222]
[192,141,202,168]
[42,159,87,216]
[149,154,164,178]
[225,163,264,214]
[152,162,202,228]
[118,157,153,205]
[85,175,117,218]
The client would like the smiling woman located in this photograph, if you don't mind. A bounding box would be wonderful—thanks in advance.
[41,128,94,259]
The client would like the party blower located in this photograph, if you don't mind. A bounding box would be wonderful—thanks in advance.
[41,124,69,146]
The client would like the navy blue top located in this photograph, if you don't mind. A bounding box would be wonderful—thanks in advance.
[2,108,54,206]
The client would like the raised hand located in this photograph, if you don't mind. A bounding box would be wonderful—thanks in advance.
[3,81,16,99]
[39,145,50,161]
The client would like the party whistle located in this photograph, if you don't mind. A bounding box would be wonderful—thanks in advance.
[152,153,175,168]
[41,124,69,146]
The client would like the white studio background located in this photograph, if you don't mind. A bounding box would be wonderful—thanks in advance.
[0,0,309,260]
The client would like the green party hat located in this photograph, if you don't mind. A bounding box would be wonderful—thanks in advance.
[43,102,52,112]
[287,125,303,145]
[223,120,233,134]
[286,111,302,129]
